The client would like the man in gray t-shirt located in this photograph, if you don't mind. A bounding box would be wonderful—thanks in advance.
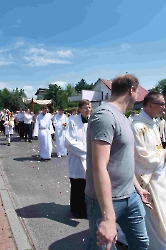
[85,74,151,250]
[85,103,135,200]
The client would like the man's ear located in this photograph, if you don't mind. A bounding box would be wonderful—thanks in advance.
[128,86,135,96]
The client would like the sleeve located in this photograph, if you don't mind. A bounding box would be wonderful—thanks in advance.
[33,117,39,137]
[65,121,86,159]
[131,124,165,172]
[49,117,55,134]
[90,110,115,145]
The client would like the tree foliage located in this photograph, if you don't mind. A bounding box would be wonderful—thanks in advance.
[0,79,94,112]
[152,79,166,94]
[75,79,93,93]
[0,87,27,111]
[44,83,77,110]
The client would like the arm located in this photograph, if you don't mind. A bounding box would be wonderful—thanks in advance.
[133,175,152,209]
[92,140,117,250]
[65,121,86,159]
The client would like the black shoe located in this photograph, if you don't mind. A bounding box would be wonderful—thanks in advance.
[8,143,10,146]
[41,158,49,162]
[28,140,32,142]
[71,212,87,219]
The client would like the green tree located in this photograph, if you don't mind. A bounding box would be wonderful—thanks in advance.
[44,83,62,108]
[65,83,76,96]
[75,79,93,93]
[153,79,166,94]
[2,88,11,108]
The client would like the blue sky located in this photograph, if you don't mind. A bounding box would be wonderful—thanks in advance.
[0,0,166,97]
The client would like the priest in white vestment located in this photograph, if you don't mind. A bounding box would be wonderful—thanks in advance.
[33,106,54,161]
[53,107,68,158]
[131,91,166,250]
[65,100,92,218]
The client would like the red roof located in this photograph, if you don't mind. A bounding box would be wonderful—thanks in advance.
[100,78,148,102]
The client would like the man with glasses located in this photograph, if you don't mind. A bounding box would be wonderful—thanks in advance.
[131,91,166,249]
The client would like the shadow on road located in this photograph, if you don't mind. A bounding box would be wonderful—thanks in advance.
[48,229,88,250]
[13,156,40,162]
[16,202,79,227]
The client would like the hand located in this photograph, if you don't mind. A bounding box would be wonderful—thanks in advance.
[137,188,153,209]
[96,220,117,250]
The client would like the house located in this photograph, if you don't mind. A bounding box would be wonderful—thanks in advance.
[68,78,149,110]
[35,88,47,99]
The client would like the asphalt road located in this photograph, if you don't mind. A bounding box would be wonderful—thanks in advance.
[0,133,127,250]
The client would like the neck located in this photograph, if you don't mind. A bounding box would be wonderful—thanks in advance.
[108,95,129,113]
[142,108,154,119]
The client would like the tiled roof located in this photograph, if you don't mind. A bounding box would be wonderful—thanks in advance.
[100,79,112,90]
[100,78,148,102]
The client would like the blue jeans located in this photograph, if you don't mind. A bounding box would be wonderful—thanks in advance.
[85,191,149,250]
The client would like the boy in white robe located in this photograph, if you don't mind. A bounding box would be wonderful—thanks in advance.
[33,106,54,161]
[53,107,68,158]
[65,100,92,218]
[131,91,166,250]
[68,107,78,122]
[3,113,14,146]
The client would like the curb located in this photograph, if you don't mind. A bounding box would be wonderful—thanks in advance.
[0,171,33,250]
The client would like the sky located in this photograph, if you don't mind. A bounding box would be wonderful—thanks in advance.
[0,0,166,98]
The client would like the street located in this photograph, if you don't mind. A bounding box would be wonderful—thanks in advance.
[0,133,127,250]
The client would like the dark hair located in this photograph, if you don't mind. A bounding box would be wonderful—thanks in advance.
[59,106,64,111]
[72,107,77,112]
[112,74,139,95]
[78,99,90,109]
[42,105,48,109]
[143,91,163,107]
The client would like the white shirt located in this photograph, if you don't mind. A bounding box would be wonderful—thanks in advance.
[24,113,33,124]
[16,112,24,122]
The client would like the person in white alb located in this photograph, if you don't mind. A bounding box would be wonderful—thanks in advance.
[68,107,78,122]
[24,109,33,142]
[53,107,68,158]
[131,91,166,250]
[65,100,92,218]
[33,105,54,161]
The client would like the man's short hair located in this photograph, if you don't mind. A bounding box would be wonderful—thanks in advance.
[42,105,48,109]
[72,107,77,112]
[59,106,64,111]
[143,91,164,107]
[112,74,139,96]
[78,99,90,109]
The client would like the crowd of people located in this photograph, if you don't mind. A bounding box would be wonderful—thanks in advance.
[0,74,166,250]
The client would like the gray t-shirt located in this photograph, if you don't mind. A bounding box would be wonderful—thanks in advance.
[85,103,135,200]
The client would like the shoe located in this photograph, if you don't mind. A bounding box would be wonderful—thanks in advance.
[41,158,46,161]
[25,139,28,142]
[57,155,61,158]
[28,140,32,142]
[71,212,87,219]
[8,143,10,146]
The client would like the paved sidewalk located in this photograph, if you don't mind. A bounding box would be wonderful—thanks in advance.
[0,195,16,250]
